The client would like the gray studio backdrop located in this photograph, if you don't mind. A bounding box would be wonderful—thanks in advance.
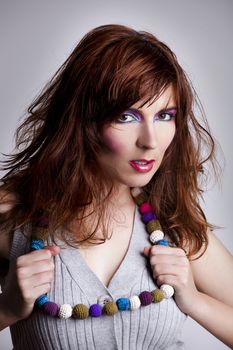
[0,0,232,349]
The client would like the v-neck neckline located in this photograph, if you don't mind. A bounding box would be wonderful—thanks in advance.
[58,207,141,299]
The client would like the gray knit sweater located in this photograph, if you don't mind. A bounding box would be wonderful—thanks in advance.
[3,208,186,349]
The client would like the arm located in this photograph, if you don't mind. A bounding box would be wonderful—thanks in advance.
[0,189,60,330]
[0,247,59,331]
[144,230,233,348]
[188,231,233,347]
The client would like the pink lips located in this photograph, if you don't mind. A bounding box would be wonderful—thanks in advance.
[129,159,155,173]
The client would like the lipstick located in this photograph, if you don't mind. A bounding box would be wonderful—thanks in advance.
[129,159,155,173]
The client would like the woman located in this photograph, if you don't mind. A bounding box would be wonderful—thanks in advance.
[0,24,232,349]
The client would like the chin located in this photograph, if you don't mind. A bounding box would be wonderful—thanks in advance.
[120,174,155,188]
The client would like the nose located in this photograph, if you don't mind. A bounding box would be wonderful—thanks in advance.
[136,122,157,150]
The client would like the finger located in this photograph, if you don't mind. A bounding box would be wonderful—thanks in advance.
[19,270,54,290]
[156,274,178,288]
[152,263,188,279]
[33,283,52,298]
[150,254,188,267]
[16,249,53,268]
[44,245,60,256]
[150,245,186,257]
[17,258,54,279]
[143,246,151,257]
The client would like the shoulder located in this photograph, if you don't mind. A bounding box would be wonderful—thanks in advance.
[0,188,16,259]
[0,188,17,214]
[190,229,233,306]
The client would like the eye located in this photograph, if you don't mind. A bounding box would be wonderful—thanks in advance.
[155,109,177,122]
[115,112,138,123]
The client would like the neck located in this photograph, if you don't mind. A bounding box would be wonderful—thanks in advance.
[109,185,135,208]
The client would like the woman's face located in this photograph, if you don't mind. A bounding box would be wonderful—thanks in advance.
[98,85,176,189]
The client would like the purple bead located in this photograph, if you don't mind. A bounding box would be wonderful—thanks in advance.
[89,304,102,317]
[43,301,59,317]
[142,212,157,224]
[139,291,153,306]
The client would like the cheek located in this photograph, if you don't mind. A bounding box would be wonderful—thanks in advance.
[159,124,176,151]
[101,127,126,156]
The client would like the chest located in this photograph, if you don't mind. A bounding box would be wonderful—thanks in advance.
[78,214,135,288]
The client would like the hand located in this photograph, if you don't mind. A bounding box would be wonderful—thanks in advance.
[1,245,60,322]
[144,245,199,314]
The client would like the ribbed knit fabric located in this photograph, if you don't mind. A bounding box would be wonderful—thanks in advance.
[3,208,187,349]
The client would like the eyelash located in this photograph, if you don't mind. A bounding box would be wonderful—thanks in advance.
[116,111,176,123]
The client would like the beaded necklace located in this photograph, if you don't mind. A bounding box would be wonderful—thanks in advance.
[30,188,174,320]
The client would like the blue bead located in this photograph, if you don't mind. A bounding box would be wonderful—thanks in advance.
[35,294,49,307]
[31,239,44,251]
[116,298,130,311]
[156,239,169,246]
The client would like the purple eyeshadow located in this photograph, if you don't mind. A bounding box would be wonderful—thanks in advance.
[123,108,143,121]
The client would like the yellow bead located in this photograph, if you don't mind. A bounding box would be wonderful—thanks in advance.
[134,192,148,206]
[34,227,49,241]
[103,301,118,316]
[72,304,89,319]
[146,220,162,234]
[151,289,164,303]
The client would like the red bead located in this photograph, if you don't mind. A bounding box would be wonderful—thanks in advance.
[139,202,153,214]
[36,215,49,228]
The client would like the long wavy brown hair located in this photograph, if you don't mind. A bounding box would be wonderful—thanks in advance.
[0,24,218,257]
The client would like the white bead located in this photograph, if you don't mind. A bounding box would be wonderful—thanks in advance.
[150,230,164,243]
[131,187,143,197]
[97,294,112,307]
[129,295,141,310]
[160,284,174,298]
[58,304,73,319]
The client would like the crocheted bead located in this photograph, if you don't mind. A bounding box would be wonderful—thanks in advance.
[160,284,175,298]
[142,212,156,224]
[134,192,148,206]
[72,304,89,319]
[36,215,49,228]
[35,294,49,307]
[58,304,73,319]
[149,230,164,244]
[139,202,153,214]
[35,227,49,241]
[129,296,141,310]
[97,294,112,307]
[151,289,165,303]
[146,220,162,234]
[103,301,118,315]
[131,187,143,197]
[116,298,130,311]
[43,301,59,317]
[157,239,169,247]
[89,304,102,317]
[139,291,153,306]
[30,239,44,251]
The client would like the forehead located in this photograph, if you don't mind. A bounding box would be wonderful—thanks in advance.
[131,85,176,110]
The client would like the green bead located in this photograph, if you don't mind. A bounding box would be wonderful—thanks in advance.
[151,289,164,303]
[103,301,118,316]
[72,304,89,319]
[35,227,49,241]
[146,220,162,234]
